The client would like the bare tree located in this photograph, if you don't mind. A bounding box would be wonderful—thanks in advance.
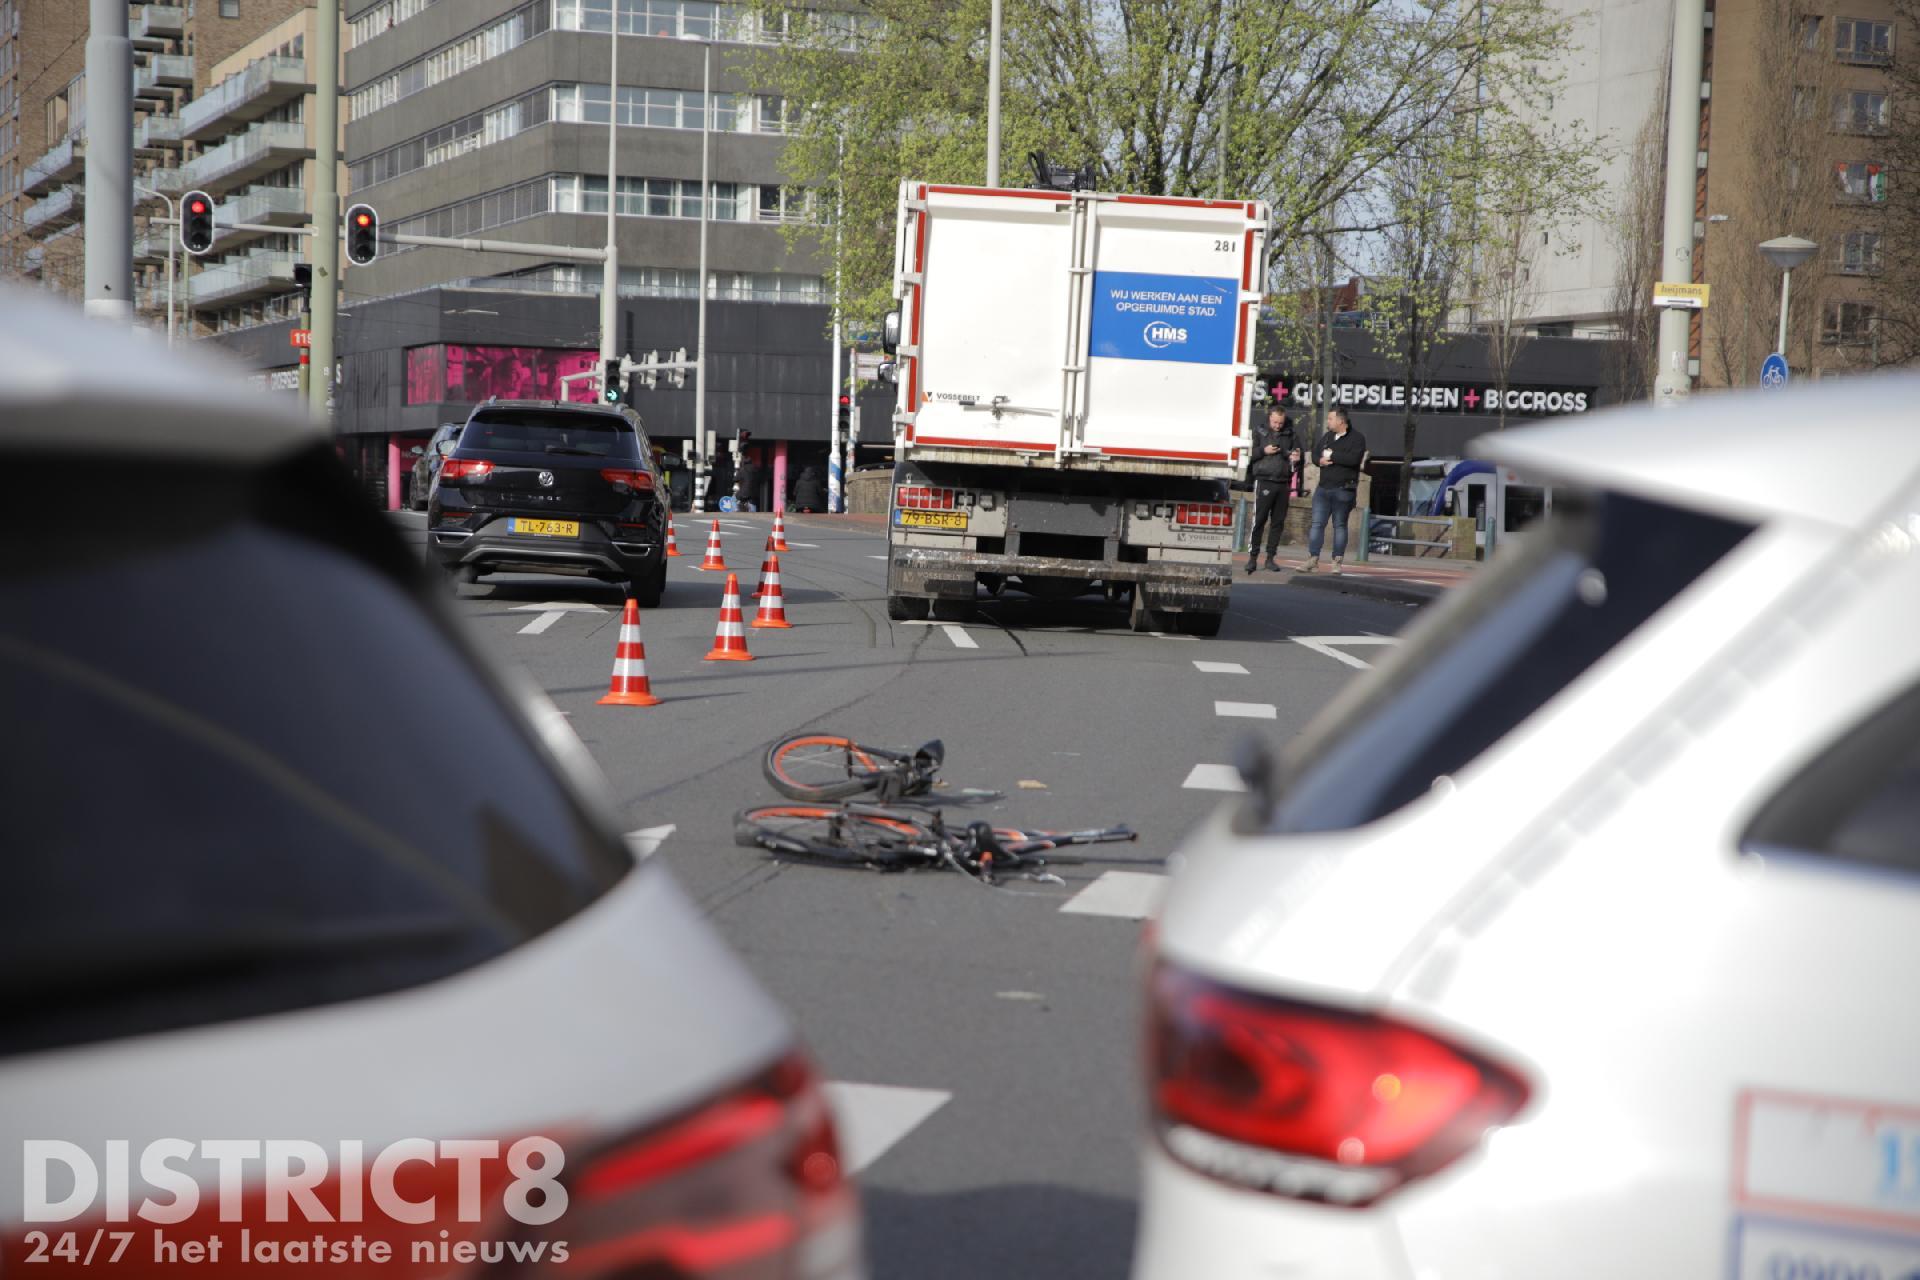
[1478,204,1540,428]
[1606,96,1666,403]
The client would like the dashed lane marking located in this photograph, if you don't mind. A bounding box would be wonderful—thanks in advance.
[512,602,607,635]
[1182,763,1247,792]
[783,542,821,548]
[1193,660,1249,674]
[941,624,977,649]
[1059,870,1169,920]
[624,824,676,858]
[867,555,889,560]
[1214,701,1277,719]
[822,1083,952,1175]
[1290,635,1401,669]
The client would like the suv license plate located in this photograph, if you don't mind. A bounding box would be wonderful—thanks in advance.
[510,518,580,538]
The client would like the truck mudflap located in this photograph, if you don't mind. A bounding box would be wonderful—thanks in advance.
[889,546,1230,613]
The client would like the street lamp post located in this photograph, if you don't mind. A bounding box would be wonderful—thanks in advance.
[132,184,175,346]
[1759,235,1818,362]
[985,0,1003,186]
[699,38,712,511]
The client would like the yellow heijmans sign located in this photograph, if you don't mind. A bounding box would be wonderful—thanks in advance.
[1654,282,1711,310]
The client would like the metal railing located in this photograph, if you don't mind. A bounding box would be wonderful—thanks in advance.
[22,134,82,195]
[189,248,298,305]
[23,185,81,233]
[181,56,311,139]
[1353,509,1458,563]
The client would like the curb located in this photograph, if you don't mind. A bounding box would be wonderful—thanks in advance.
[1283,572,1447,607]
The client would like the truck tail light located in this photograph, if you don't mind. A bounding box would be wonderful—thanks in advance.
[1173,503,1233,528]
[1146,964,1528,1207]
[440,458,494,480]
[600,467,656,491]
[894,485,956,511]
[562,1050,862,1277]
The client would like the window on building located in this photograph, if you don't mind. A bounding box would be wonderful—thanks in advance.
[1833,161,1888,202]
[1833,17,1893,63]
[404,344,601,404]
[1823,299,1879,344]
[1832,89,1890,132]
[219,0,239,16]
[1836,231,1883,274]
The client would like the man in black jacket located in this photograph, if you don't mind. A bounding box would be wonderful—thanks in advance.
[1245,407,1298,573]
[1303,407,1367,574]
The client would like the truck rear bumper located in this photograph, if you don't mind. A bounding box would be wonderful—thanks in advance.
[890,547,1230,612]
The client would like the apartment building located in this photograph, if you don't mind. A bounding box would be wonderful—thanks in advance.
[340,0,831,307]
[1,0,319,331]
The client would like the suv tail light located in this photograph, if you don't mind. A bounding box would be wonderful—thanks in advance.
[440,458,494,480]
[601,467,656,491]
[894,485,955,511]
[1173,503,1233,528]
[558,1050,862,1278]
[1147,964,1528,1206]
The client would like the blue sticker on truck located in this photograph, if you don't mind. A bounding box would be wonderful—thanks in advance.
[1088,271,1239,366]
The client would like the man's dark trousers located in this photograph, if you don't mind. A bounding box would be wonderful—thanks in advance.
[1249,481,1288,562]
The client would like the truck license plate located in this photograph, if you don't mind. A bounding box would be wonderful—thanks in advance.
[896,510,968,531]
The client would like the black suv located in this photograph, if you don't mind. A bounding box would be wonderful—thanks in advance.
[428,401,669,605]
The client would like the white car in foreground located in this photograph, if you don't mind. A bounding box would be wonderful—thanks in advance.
[0,290,862,1279]
[1135,378,1920,1279]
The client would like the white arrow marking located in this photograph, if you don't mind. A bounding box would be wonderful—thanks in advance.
[624,824,676,859]
[1182,763,1247,792]
[822,1083,952,1175]
[511,602,607,635]
[1289,635,1401,669]
[1060,870,1169,920]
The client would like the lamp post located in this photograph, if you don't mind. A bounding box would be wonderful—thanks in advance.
[1759,235,1818,362]
[132,184,175,346]
[985,0,1003,186]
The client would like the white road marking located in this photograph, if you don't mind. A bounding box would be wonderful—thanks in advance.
[1193,660,1249,674]
[1290,635,1401,669]
[784,542,821,548]
[1215,700,1277,719]
[624,824,676,859]
[867,555,889,560]
[995,990,1047,1002]
[1183,763,1247,792]
[940,624,977,649]
[822,1082,952,1175]
[511,602,606,635]
[1059,870,1169,920]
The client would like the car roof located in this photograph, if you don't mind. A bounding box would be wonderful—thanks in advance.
[1474,374,1920,531]
[0,285,319,461]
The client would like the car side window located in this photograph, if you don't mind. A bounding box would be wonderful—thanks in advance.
[1745,679,1920,875]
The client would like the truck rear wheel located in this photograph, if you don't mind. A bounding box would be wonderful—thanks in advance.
[886,594,925,621]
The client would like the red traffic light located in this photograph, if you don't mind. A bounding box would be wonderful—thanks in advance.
[838,394,851,406]
[188,199,207,214]
[355,212,371,227]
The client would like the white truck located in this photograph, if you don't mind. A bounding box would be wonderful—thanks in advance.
[879,181,1273,634]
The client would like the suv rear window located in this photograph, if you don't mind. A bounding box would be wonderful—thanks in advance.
[1,446,632,1058]
[460,409,640,459]
[1270,491,1754,833]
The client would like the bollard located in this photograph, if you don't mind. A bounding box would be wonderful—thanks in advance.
[1354,504,1371,564]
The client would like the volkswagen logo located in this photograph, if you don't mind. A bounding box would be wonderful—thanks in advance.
[537,470,555,487]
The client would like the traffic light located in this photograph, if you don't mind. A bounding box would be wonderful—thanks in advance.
[344,203,379,266]
[603,358,624,404]
[837,392,851,432]
[181,190,214,256]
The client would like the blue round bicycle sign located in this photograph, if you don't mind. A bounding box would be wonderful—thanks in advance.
[1761,352,1790,388]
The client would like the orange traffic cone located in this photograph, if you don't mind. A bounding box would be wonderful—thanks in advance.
[698,519,727,571]
[751,555,792,629]
[664,513,682,557]
[771,512,791,552]
[753,535,778,598]
[597,599,663,706]
[704,574,754,661]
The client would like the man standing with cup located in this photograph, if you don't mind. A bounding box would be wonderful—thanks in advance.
[1302,407,1368,575]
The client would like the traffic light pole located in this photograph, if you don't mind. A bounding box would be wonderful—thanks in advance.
[310,0,341,422]
[82,0,132,323]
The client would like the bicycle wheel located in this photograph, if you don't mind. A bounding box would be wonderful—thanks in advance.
[762,734,912,801]
[734,804,936,869]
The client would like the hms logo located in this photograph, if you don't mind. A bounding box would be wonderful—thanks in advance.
[1143,321,1189,349]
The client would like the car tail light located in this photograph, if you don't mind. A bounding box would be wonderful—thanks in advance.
[1173,503,1234,528]
[601,467,656,490]
[557,1050,863,1278]
[441,458,494,480]
[894,485,956,511]
[1147,964,1528,1206]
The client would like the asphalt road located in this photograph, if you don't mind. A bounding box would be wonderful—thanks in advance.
[390,510,1417,1278]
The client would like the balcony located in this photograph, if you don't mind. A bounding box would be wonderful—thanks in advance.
[134,54,193,99]
[213,186,308,249]
[178,121,312,196]
[182,57,313,141]
[136,169,189,203]
[133,113,184,154]
[131,4,186,48]
[190,248,299,305]
[24,186,82,235]
[133,227,174,264]
[22,134,85,197]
